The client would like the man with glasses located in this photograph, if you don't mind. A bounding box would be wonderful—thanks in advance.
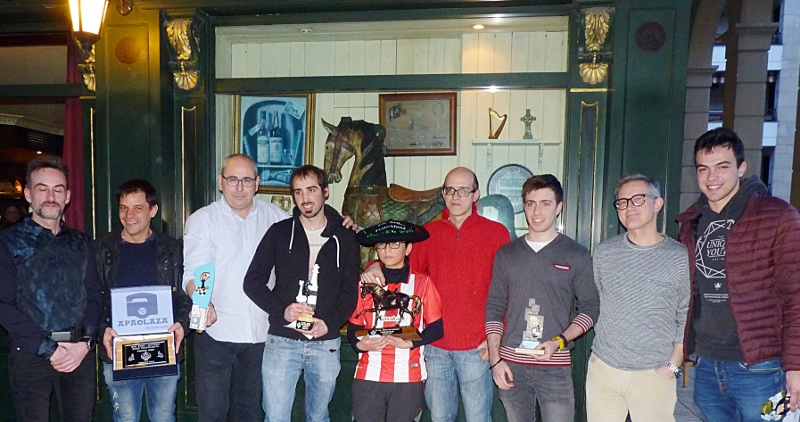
[362,167,510,421]
[486,174,598,422]
[586,173,689,422]
[677,128,800,420]
[183,153,288,421]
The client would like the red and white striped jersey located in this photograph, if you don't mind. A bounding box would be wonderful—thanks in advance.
[349,271,442,383]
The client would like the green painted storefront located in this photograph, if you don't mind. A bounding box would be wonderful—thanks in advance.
[0,1,691,420]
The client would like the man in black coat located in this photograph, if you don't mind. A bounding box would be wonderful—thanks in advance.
[95,179,192,422]
[244,165,360,422]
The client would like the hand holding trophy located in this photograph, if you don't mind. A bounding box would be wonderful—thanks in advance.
[515,298,545,356]
[354,283,423,341]
[295,264,319,331]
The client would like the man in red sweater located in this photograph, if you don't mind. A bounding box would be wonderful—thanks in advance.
[363,167,510,421]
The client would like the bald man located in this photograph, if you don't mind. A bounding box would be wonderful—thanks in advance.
[363,167,510,421]
[183,154,288,421]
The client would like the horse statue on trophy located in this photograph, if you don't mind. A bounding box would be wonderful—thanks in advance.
[322,116,517,266]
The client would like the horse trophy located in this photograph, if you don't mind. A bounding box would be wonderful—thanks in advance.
[355,282,423,340]
[322,116,518,266]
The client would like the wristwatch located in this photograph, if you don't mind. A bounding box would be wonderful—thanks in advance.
[82,337,96,350]
[664,362,682,377]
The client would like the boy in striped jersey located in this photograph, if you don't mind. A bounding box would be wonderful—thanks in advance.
[348,220,443,422]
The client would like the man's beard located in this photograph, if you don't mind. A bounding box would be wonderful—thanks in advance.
[34,202,64,221]
[300,202,324,219]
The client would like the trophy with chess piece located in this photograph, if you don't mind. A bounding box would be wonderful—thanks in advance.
[295,264,319,331]
[515,298,545,356]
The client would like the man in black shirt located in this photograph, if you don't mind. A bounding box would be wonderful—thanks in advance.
[0,156,103,421]
[95,179,192,421]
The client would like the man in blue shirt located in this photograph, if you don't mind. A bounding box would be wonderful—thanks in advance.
[0,156,103,421]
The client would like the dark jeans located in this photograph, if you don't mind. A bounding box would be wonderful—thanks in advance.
[9,348,96,422]
[194,333,264,422]
[498,362,574,422]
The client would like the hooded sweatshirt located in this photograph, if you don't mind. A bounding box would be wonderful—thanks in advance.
[243,204,360,341]
[692,176,767,361]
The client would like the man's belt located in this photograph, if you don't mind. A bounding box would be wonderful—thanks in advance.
[49,327,82,342]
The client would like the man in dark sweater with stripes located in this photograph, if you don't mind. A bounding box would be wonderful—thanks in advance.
[486,174,599,422]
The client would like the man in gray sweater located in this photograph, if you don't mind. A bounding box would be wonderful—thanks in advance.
[586,173,690,422]
[486,174,599,422]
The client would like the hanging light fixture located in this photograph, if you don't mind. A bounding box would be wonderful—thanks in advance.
[69,0,109,91]
[69,0,109,56]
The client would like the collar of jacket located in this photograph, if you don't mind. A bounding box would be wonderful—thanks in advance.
[20,213,68,237]
[676,189,763,226]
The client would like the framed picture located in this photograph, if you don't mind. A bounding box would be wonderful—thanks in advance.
[234,93,315,194]
[378,92,457,156]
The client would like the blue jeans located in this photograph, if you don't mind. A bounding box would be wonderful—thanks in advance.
[102,362,180,422]
[694,357,785,422]
[423,345,493,422]
[261,334,341,422]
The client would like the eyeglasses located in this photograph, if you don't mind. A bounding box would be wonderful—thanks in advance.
[222,175,256,187]
[614,193,658,210]
[442,187,477,197]
[375,242,404,250]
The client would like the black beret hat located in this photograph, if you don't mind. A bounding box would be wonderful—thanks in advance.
[356,220,430,246]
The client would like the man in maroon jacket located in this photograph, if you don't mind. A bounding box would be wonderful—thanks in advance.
[677,127,800,421]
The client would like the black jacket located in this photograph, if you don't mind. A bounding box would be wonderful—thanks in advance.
[0,215,102,358]
[243,204,360,341]
[94,229,192,363]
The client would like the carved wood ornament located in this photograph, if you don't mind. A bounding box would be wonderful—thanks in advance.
[165,18,199,90]
[579,7,613,85]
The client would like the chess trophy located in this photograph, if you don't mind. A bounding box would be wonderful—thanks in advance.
[295,264,319,331]
[515,298,545,356]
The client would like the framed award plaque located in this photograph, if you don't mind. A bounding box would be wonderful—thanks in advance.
[110,285,178,380]
[112,332,178,380]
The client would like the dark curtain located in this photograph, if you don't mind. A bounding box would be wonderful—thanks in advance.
[63,41,86,233]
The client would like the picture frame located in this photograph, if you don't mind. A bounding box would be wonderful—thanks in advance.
[233,93,315,194]
[378,92,457,156]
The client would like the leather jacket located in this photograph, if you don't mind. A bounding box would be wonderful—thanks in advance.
[94,229,192,363]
